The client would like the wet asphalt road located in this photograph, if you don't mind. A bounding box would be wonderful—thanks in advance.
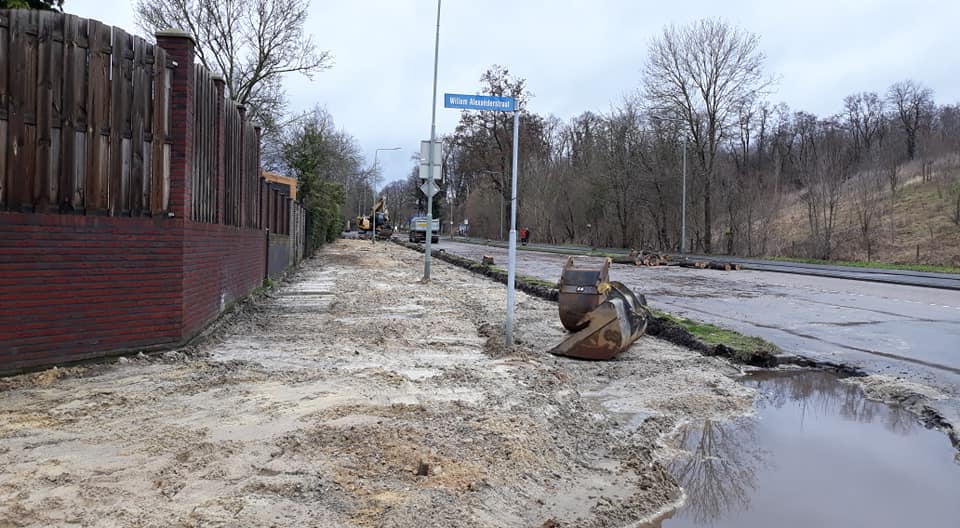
[432,239,960,409]
[454,239,960,290]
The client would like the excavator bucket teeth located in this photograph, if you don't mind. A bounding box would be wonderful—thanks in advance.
[558,256,612,331]
[549,281,649,361]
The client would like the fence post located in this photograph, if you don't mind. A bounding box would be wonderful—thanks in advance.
[212,75,226,224]
[155,29,196,220]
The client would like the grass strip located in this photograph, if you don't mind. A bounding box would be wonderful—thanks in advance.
[767,256,960,275]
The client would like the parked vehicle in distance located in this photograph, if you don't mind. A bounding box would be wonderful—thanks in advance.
[409,215,440,243]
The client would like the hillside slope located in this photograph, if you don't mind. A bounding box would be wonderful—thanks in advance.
[765,155,960,268]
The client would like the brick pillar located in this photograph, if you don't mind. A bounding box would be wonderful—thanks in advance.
[212,76,226,225]
[155,29,196,220]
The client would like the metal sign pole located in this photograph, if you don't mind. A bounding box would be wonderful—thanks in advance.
[423,0,441,281]
[505,109,520,345]
[441,93,518,342]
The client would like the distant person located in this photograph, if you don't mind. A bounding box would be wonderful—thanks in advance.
[520,227,529,246]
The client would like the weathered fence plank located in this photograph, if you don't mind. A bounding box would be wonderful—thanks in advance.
[34,11,54,211]
[131,38,146,214]
[6,11,37,211]
[0,12,5,209]
[85,19,110,212]
[58,14,86,212]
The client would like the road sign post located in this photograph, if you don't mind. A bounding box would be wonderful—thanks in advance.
[443,92,520,346]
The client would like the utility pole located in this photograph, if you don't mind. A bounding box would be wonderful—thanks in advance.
[423,0,441,281]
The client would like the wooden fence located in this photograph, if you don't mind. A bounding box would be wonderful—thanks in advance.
[0,9,172,215]
[1,9,264,228]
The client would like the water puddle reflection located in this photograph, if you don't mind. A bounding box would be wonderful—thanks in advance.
[645,371,960,527]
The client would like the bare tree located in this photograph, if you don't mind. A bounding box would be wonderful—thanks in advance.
[135,0,331,133]
[643,18,772,253]
[796,116,852,259]
[852,158,885,260]
[843,92,886,162]
[887,80,934,160]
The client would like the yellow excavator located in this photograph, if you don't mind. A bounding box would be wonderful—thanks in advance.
[356,197,393,240]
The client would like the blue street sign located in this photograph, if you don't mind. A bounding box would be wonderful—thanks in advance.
[444,93,516,112]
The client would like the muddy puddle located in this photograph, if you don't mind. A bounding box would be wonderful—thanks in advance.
[646,370,960,527]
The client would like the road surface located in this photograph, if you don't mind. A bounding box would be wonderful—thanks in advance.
[455,239,960,290]
[433,239,960,425]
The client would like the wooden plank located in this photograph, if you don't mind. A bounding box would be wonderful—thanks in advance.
[192,65,200,220]
[223,106,231,225]
[109,27,127,213]
[72,130,86,208]
[48,14,64,210]
[6,11,32,210]
[0,13,7,209]
[205,70,214,222]
[204,71,212,222]
[162,142,170,211]
[85,19,111,212]
[35,11,56,211]
[0,11,9,123]
[148,57,164,214]
[22,10,39,126]
[57,15,86,212]
[0,119,6,209]
[130,38,146,213]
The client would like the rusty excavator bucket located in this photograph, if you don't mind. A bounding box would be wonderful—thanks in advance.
[557,256,611,332]
[551,257,650,360]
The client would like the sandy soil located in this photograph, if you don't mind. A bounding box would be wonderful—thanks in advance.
[0,239,755,527]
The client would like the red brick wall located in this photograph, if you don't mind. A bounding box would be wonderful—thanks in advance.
[181,222,265,339]
[0,212,266,374]
[0,213,184,372]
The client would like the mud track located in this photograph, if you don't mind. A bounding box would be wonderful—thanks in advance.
[0,239,755,527]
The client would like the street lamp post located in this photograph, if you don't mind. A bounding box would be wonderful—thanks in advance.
[370,147,401,245]
[422,0,442,281]
[652,115,688,256]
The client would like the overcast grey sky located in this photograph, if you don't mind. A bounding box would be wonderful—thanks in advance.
[67,0,960,186]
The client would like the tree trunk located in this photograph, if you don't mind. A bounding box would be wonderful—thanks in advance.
[703,178,713,253]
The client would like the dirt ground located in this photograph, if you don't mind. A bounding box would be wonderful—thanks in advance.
[0,239,756,528]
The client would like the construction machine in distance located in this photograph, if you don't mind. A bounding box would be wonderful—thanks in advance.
[356,197,393,240]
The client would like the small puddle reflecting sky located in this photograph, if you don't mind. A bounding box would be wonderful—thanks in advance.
[646,371,960,528]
